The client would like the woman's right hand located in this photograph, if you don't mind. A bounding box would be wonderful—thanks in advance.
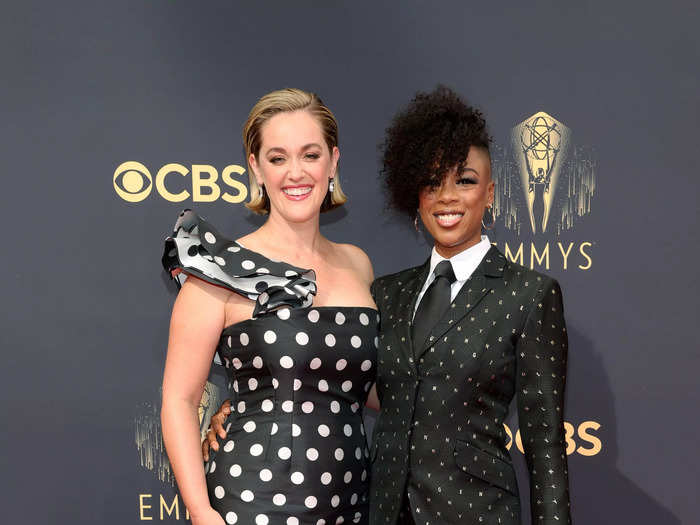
[191,506,226,525]
[202,399,232,461]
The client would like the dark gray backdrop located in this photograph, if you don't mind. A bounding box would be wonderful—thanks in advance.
[2,1,698,524]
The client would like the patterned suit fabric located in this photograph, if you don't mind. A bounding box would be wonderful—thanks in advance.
[369,247,571,525]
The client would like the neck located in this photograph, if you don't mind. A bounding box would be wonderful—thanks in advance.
[434,234,484,259]
[258,210,325,259]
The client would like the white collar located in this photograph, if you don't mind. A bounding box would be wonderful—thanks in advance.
[428,235,492,282]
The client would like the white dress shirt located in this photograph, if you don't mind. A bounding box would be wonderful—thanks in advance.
[412,235,492,319]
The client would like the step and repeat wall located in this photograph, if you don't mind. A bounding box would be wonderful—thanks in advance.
[3,2,698,524]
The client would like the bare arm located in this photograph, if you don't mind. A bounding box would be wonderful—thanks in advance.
[160,276,230,523]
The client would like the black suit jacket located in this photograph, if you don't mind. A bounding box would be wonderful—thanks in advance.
[369,247,571,524]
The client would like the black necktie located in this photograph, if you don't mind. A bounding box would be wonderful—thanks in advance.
[412,260,456,350]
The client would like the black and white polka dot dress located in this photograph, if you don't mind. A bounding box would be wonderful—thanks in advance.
[163,210,378,525]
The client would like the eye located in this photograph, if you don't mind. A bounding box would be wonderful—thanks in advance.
[269,156,285,164]
[304,152,321,160]
[457,177,477,185]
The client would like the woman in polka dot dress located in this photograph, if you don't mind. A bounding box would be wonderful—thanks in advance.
[160,89,378,525]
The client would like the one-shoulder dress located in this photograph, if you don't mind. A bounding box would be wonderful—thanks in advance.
[162,210,378,525]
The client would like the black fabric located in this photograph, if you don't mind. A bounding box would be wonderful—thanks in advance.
[410,260,456,351]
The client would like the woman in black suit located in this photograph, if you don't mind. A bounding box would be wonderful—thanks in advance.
[205,86,572,524]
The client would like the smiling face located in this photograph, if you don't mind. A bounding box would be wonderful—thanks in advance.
[249,110,339,223]
[418,146,494,258]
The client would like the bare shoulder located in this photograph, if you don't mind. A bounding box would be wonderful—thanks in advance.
[177,273,235,305]
[333,243,374,283]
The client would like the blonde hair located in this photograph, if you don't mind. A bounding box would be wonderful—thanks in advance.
[243,88,347,214]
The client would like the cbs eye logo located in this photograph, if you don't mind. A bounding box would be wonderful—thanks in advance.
[113,161,249,203]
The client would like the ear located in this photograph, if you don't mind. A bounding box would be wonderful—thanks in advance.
[487,179,495,207]
[330,146,340,178]
[249,153,264,186]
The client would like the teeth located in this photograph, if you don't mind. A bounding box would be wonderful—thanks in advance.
[283,187,312,196]
[436,214,462,221]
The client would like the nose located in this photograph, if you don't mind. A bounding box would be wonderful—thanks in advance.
[435,179,458,203]
[287,157,305,181]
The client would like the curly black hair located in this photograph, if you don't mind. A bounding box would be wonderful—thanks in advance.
[379,85,491,218]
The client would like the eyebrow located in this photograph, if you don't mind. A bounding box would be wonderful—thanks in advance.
[264,143,322,156]
[461,167,480,177]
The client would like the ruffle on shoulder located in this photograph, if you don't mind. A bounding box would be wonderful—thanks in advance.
[162,209,317,316]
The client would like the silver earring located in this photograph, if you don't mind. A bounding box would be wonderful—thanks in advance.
[259,185,266,198]
[328,178,335,193]
[414,213,420,232]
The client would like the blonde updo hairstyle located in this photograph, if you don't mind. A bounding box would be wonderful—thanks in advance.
[243,88,347,215]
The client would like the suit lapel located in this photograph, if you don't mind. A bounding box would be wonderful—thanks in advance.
[414,247,506,360]
[395,259,430,372]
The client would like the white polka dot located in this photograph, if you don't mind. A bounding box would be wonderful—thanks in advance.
[261,399,274,412]
[277,308,291,320]
[278,447,291,460]
[214,256,226,266]
[355,447,362,459]
[305,496,318,509]
[229,464,242,477]
[291,471,304,484]
[227,245,240,253]
[296,332,309,345]
[232,357,243,369]
[351,335,362,348]
[272,378,279,389]
[302,401,314,413]
[264,330,277,344]
[239,333,249,346]
[306,448,319,461]
[344,471,352,483]
[292,424,301,437]
[350,402,359,412]
[351,493,358,505]
[336,359,347,370]
[331,494,340,507]
[253,356,263,368]
[318,424,330,437]
[204,232,216,244]
[336,517,344,525]
[209,460,216,473]
[353,512,361,523]
[321,472,332,485]
[233,379,239,392]
[258,267,270,274]
[259,292,269,305]
[280,356,293,368]
[273,494,286,506]
[335,448,344,460]
[248,378,258,391]
[241,260,255,270]
[285,270,298,277]
[308,310,320,323]
[250,443,263,456]
[317,520,326,525]
[214,486,225,499]
[270,423,278,435]
[223,440,234,452]
[226,511,238,524]
[293,378,302,391]
[288,518,300,525]
[359,312,370,325]
[256,514,269,525]
[318,379,329,392]
[260,469,273,482]
[237,401,246,413]
[374,336,379,348]
[243,421,256,432]
[330,400,341,413]
[360,360,372,371]
[324,334,336,347]
[343,424,353,436]
[335,312,346,324]
[361,470,367,481]
[282,400,293,412]
[310,358,322,369]
[341,380,352,392]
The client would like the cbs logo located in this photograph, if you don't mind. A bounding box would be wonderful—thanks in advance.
[113,161,248,203]
[504,420,602,456]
